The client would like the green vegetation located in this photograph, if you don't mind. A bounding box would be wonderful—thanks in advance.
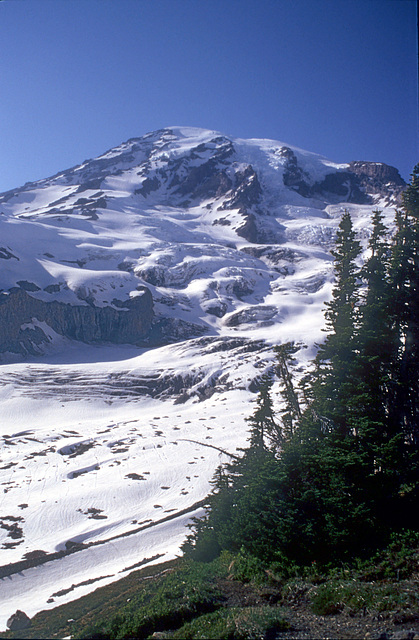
[73,557,226,639]
[183,166,419,569]
[310,579,417,617]
[171,606,289,639]
[1,534,418,638]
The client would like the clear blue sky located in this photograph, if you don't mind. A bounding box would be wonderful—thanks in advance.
[0,0,417,192]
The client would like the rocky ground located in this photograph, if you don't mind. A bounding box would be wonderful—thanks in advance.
[275,600,419,639]
[213,576,419,640]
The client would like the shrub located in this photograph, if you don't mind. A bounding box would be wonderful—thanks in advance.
[75,560,224,639]
[310,578,419,617]
[172,606,289,639]
[310,583,344,615]
[228,549,268,584]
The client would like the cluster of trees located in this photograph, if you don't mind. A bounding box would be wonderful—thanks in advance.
[183,166,419,567]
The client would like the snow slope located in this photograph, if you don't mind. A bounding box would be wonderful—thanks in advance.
[0,127,403,629]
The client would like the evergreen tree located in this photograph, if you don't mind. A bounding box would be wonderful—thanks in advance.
[313,210,362,436]
[184,179,419,568]
[383,165,419,529]
[274,342,302,442]
[355,210,393,442]
[389,165,419,444]
[246,373,278,450]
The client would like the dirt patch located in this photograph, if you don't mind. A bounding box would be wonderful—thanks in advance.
[213,577,419,640]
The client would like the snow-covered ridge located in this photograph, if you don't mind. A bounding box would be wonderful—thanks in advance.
[0,127,405,629]
[0,127,404,356]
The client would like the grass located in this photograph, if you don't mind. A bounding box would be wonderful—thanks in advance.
[1,532,417,639]
[310,580,419,616]
[308,531,419,616]
[0,560,179,640]
[171,606,289,639]
[73,557,226,639]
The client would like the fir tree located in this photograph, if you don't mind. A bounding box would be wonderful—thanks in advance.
[246,373,278,450]
[274,342,302,442]
[184,181,419,568]
[389,165,419,444]
[355,210,393,443]
[313,210,362,436]
[383,165,419,529]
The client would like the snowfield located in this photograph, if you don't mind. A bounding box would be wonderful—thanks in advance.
[0,127,403,629]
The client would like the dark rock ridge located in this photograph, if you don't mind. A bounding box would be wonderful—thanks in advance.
[0,288,153,356]
[347,160,406,201]
[170,137,235,202]
[132,134,235,204]
[281,146,312,197]
[131,134,264,242]
[280,146,406,204]
[217,165,264,242]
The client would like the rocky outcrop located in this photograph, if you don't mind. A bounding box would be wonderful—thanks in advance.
[6,610,31,631]
[347,161,406,202]
[311,170,368,203]
[148,135,235,203]
[215,165,264,242]
[134,176,161,197]
[219,165,262,211]
[0,288,153,355]
[280,147,311,197]
[223,305,278,327]
[279,146,406,204]
[236,212,259,243]
[179,166,232,201]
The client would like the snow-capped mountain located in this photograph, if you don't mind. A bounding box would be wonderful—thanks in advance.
[0,126,405,357]
[0,127,405,628]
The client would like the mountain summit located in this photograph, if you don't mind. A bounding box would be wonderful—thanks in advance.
[0,127,405,357]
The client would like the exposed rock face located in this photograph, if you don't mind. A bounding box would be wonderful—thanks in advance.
[280,147,311,197]
[223,305,278,327]
[219,165,263,211]
[217,165,264,242]
[348,160,405,183]
[347,160,406,202]
[134,176,161,197]
[178,166,232,201]
[142,134,235,204]
[0,288,153,355]
[311,170,369,203]
[311,162,406,204]
[172,156,233,201]
[6,610,31,631]
[236,212,259,243]
[279,145,406,204]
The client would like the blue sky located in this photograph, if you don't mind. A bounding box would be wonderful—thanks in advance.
[0,0,417,192]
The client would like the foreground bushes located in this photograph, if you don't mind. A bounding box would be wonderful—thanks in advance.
[70,535,419,640]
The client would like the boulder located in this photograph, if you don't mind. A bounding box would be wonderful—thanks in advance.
[6,610,31,631]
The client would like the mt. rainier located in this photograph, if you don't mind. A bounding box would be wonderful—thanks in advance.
[0,127,405,628]
[0,126,404,357]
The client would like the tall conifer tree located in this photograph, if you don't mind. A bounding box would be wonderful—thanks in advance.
[356,210,393,445]
[246,374,278,450]
[313,210,361,436]
[389,165,419,445]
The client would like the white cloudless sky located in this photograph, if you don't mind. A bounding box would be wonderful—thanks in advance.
[0,0,417,192]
